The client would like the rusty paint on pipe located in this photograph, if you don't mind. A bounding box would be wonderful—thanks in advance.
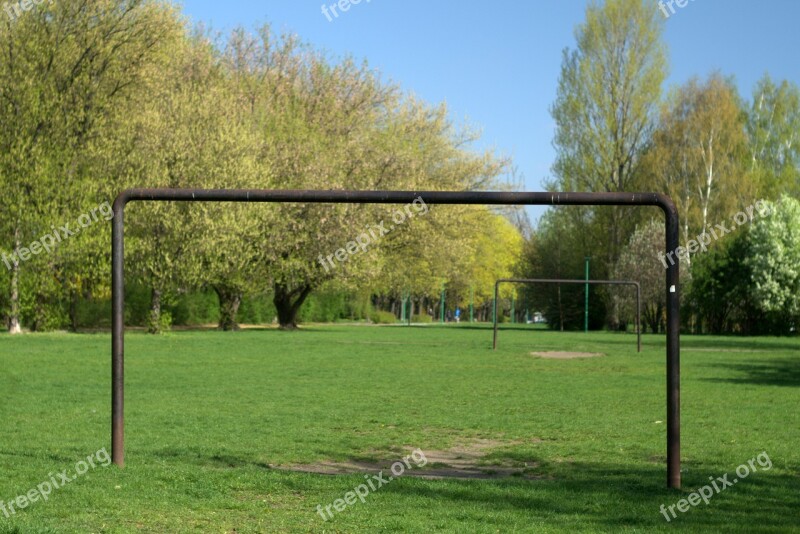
[111,189,680,488]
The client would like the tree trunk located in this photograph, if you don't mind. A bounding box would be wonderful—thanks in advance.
[273,282,313,330]
[644,302,664,334]
[8,226,21,334]
[148,288,162,334]
[215,285,242,331]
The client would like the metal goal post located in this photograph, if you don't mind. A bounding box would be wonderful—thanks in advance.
[110,189,681,488]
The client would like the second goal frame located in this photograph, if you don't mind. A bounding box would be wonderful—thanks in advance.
[492,278,641,352]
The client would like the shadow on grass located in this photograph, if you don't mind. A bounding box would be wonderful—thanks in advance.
[381,461,800,531]
[137,448,800,531]
[681,336,800,353]
[701,358,800,387]
[148,447,272,470]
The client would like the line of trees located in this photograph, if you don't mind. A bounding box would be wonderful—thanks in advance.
[5,0,795,336]
[520,0,799,335]
[0,0,524,333]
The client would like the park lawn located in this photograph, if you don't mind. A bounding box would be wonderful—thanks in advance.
[0,325,798,533]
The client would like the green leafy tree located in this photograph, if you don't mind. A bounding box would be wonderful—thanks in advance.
[98,29,230,333]
[747,75,800,198]
[222,27,506,329]
[647,74,751,253]
[550,0,667,326]
[686,234,757,334]
[0,0,182,332]
[745,196,800,331]
[521,208,603,331]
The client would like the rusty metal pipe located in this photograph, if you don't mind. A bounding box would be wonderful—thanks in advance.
[111,189,680,488]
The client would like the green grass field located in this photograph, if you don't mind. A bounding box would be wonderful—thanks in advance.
[0,325,798,533]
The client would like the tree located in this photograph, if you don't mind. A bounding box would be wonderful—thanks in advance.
[647,74,750,253]
[747,75,800,198]
[686,233,756,334]
[449,208,523,321]
[220,27,506,329]
[550,0,667,271]
[612,219,666,333]
[99,29,242,333]
[520,208,604,331]
[0,0,183,332]
[0,9,514,333]
[744,196,800,331]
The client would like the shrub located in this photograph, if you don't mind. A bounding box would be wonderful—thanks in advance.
[370,310,397,324]
[148,310,172,334]
[412,313,433,323]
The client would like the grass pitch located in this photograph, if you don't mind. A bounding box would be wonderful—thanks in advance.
[0,325,798,532]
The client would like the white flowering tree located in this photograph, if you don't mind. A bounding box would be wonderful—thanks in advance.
[745,196,800,325]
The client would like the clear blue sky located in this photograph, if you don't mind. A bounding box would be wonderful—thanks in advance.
[178,0,800,221]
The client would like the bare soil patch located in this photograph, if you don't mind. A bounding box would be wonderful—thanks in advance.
[278,438,543,480]
[530,351,604,359]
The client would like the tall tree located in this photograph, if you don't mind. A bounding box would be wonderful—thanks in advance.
[647,74,750,253]
[521,208,598,331]
[747,75,800,198]
[0,0,182,332]
[223,27,506,329]
[550,0,667,270]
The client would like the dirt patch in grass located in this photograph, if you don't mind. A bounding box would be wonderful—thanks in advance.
[279,438,543,480]
[530,351,605,359]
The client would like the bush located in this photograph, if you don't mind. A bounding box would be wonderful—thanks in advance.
[76,297,111,329]
[238,293,277,325]
[412,313,433,323]
[344,291,372,321]
[370,310,397,324]
[298,291,346,323]
[148,310,172,334]
[171,290,218,326]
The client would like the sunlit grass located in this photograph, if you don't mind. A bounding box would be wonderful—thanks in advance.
[0,325,798,532]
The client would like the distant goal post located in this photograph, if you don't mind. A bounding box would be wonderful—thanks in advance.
[492,278,641,352]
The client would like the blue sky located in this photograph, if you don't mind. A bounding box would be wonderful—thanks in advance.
[178,0,800,221]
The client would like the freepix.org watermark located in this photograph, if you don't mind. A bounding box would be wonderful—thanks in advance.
[659,451,772,522]
[318,196,428,273]
[316,448,428,521]
[3,0,54,23]
[321,0,371,23]
[1,447,111,519]
[658,0,698,19]
[2,201,113,271]
[658,200,772,269]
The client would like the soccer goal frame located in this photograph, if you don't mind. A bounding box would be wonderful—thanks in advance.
[110,189,681,488]
[492,278,641,352]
